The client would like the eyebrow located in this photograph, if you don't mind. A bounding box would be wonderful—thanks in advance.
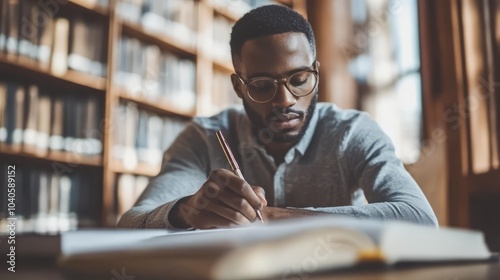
[246,64,313,80]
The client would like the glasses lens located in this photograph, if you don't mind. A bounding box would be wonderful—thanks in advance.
[247,78,277,102]
[288,71,317,96]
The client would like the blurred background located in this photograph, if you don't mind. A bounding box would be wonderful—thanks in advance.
[0,0,498,251]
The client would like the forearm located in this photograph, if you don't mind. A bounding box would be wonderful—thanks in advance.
[117,199,181,228]
[296,201,438,227]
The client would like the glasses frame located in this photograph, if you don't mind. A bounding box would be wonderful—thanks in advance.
[235,60,319,103]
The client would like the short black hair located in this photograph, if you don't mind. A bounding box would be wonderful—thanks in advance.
[230,5,316,59]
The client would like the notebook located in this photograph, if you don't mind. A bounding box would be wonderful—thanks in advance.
[58,216,495,280]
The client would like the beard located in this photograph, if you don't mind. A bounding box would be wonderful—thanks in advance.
[243,91,318,144]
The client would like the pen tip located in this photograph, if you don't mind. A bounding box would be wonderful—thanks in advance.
[256,210,264,223]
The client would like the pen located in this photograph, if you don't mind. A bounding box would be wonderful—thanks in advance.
[215,130,264,223]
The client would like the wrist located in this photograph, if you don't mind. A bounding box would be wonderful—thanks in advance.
[168,196,193,229]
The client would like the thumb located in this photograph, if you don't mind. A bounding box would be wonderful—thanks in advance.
[252,186,267,207]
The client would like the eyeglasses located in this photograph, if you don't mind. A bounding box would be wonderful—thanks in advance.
[235,61,319,103]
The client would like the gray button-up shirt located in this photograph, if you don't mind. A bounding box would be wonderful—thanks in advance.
[118,103,438,228]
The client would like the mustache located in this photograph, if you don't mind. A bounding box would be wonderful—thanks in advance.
[267,107,305,122]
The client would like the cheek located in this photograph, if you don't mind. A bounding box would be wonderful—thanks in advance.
[298,95,313,109]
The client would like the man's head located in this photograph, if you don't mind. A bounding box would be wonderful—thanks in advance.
[230,5,319,144]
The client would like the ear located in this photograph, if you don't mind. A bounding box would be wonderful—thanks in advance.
[230,74,244,99]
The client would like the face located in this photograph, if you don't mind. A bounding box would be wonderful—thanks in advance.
[232,32,318,144]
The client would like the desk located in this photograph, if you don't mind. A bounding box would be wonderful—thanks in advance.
[1,257,499,280]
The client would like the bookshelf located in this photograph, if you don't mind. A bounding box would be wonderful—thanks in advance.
[0,0,300,229]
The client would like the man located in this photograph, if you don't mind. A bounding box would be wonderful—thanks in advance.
[118,5,438,229]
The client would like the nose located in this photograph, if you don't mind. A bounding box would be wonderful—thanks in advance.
[271,82,297,108]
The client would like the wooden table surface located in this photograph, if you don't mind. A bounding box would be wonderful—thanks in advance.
[1,257,499,280]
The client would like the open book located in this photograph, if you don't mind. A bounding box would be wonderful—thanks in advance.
[59,216,495,279]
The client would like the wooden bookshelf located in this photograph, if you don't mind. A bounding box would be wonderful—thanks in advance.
[121,21,197,58]
[0,144,103,167]
[68,0,110,16]
[118,91,195,118]
[1,0,304,228]
[213,59,234,73]
[213,6,244,22]
[469,171,500,194]
[0,55,106,92]
[111,160,161,177]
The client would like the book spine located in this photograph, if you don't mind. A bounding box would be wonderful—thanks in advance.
[0,82,7,143]
[36,94,51,156]
[6,0,20,57]
[51,18,69,76]
[22,85,39,152]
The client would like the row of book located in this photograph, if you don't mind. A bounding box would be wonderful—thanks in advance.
[113,102,187,169]
[115,174,149,218]
[115,36,196,113]
[206,70,241,116]
[0,0,107,77]
[117,0,198,48]
[212,15,233,63]
[0,164,101,233]
[0,82,103,156]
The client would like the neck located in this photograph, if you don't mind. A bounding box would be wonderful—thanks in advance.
[264,141,294,166]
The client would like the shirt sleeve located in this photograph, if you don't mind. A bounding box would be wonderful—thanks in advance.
[117,122,209,229]
[299,113,438,227]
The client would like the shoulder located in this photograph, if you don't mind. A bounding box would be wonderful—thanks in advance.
[315,103,372,132]
[315,103,391,150]
[191,105,246,134]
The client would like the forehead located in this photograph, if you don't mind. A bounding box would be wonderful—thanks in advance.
[237,32,313,77]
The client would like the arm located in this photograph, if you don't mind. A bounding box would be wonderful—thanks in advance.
[117,123,210,228]
[117,122,267,229]
[288,113,438,227]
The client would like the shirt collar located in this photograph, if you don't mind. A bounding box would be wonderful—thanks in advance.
[293,106,319,156]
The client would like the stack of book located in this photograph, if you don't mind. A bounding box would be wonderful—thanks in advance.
[115,36,197,114]
[0,164,101,234]
[0,0,107,77]
[112,102,187,170]
[117,0,198,48]
[0,81,103,157]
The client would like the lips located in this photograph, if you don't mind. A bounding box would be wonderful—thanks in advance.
[275,113,300,121]
[270,113,301,131]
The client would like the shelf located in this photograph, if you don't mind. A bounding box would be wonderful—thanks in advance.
[213,6,243,22]
[274,0,294,6]
[111,160,160,177]
[121,21,197,58]
[0,55,106,92]
[213,58,234,73]
[68,0,109,16]
[118,91,195,118]
[0,144,103,167]
[469,170,500,194]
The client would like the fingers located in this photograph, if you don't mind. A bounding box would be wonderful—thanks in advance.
[252,186,267,207]
[214,190,257,221]
[188,169,268,229]
[209,169,264,210]
[204,200,252,226]
[192,211,239,229]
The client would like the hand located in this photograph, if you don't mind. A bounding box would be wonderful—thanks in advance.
[170,169,267,229]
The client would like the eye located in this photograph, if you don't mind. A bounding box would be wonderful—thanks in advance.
[249,80,275,92]
[290,72,310,87]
